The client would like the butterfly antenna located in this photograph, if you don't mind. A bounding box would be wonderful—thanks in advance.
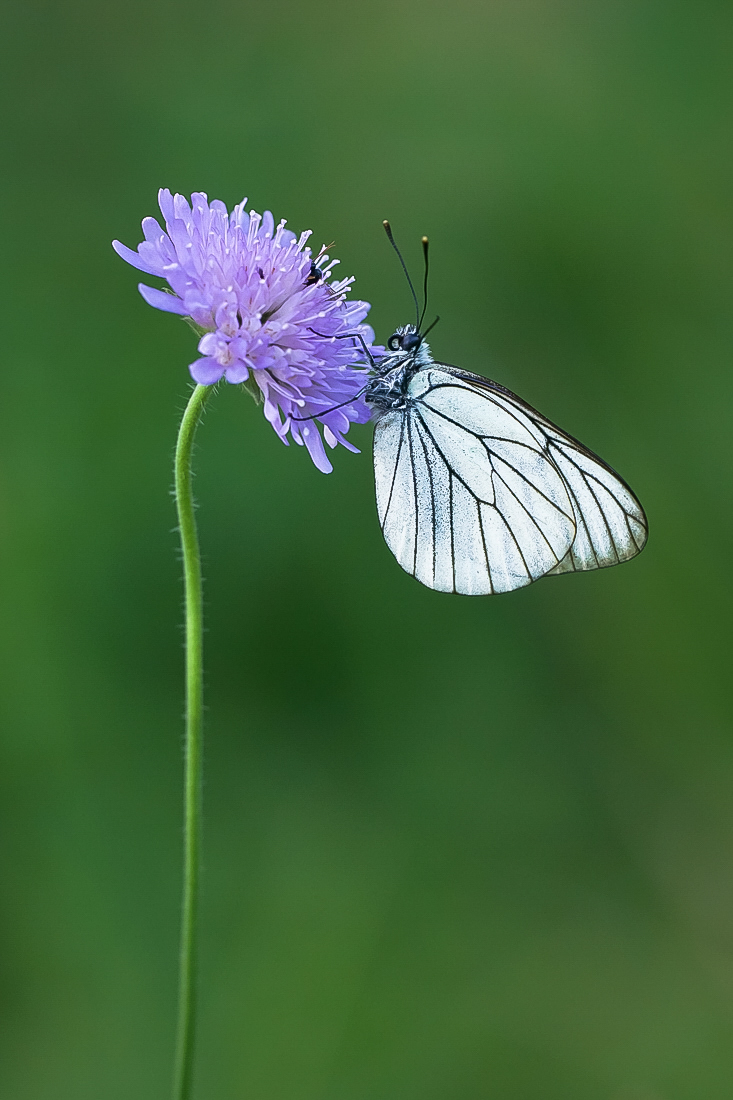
[419,236,430,330]
[383,220,420,330]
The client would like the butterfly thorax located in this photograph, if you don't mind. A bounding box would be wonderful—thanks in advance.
[365,325,433,413]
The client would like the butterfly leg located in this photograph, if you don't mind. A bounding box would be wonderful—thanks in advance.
[308,327,376,368]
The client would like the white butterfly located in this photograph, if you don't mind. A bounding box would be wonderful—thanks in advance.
[364,324,647,595]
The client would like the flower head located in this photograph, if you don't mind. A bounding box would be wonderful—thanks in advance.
[114,189,376,472]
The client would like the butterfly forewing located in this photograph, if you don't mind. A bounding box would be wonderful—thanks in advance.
[374,369,582,594]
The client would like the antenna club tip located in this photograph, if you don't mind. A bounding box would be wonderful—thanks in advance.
[422,236,429,245]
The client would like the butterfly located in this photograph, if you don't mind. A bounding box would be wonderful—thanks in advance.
[360,224,647,595]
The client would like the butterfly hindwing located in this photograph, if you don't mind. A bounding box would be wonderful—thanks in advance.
[441,366,649,577]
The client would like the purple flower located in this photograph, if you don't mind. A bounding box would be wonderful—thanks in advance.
[113,189,377,473]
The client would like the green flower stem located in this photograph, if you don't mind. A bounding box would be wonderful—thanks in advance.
[172,382,214,1100]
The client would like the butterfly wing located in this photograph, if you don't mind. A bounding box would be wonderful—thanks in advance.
[443,366,649,576]
[374,369,577,594]
[373,365,647,594]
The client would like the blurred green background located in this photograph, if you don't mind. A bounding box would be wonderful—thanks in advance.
[1,1,732,1097]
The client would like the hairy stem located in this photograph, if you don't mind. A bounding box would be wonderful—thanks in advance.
[172,382,213,1100]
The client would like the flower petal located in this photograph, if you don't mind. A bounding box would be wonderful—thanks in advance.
[138,284,188,313]
[112,240,160,275]
[189,357,225,385]
[330,431,360,455]
[141,217,166,244]
[301,424,333,474]
[158,188,175,224]
[223,360,250,384]
[198,332,222,356]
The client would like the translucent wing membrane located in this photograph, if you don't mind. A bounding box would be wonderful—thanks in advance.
[373,366,647,594]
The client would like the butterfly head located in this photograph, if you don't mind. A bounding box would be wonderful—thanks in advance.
[366,324,433,411]
[387,324,422,354]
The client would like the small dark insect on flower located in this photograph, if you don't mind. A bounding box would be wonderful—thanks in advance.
[305,260,323,286]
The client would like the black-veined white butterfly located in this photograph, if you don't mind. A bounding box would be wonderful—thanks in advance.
[359,224,648,595]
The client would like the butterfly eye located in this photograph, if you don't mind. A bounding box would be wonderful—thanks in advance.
[402,332,421,352]
[388,334,401,351]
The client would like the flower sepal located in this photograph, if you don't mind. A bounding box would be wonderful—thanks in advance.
[183,316,210,339]
[241,376,264,406]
